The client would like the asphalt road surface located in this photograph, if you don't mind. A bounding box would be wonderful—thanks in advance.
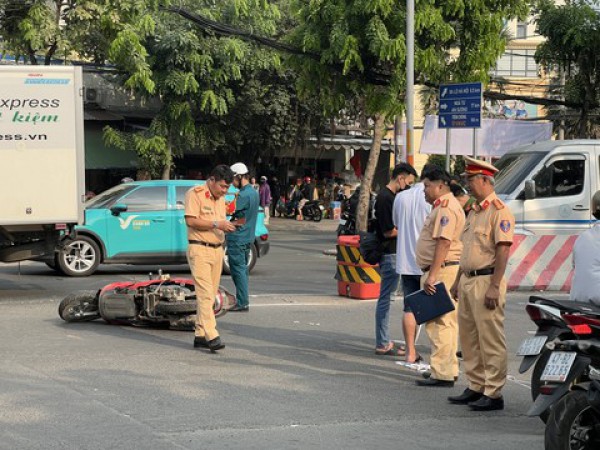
[0,228,559,449]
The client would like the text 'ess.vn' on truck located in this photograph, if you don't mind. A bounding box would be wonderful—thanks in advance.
[0,66,85,264]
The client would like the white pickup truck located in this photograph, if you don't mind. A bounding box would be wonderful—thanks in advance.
[0,66,85,262]
[494,139,600,235]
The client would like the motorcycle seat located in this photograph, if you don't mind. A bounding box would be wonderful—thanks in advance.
[529,295,600,315]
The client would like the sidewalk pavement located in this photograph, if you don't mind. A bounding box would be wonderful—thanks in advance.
[267,216,340,232]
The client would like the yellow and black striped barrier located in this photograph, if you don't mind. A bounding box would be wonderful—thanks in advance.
[336,235,381,299]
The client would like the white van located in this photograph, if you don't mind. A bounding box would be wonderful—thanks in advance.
[494,139,600,235]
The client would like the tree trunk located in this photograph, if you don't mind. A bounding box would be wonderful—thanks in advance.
[162,141,172,180]
[356,113,385,232]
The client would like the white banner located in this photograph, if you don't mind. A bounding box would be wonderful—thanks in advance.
[419,115,553,157]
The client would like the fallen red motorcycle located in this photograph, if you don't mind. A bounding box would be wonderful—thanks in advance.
[58,272,234,330]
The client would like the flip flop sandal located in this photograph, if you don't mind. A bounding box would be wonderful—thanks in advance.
[375,343,406,356]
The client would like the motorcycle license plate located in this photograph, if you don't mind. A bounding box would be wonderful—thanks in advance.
[339,219,347,225]
[516,336,548,356]
[540,351,577,382]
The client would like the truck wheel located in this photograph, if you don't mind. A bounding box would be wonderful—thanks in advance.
[222,244,257,275]
[58,236,101,277]
[58,290,100,322]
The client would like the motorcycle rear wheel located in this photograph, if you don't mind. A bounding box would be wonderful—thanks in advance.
[155,300,197,315]
[545,390,600,450]
[59,290,100,322]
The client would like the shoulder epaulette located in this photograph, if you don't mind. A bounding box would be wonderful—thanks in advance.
[193,185,205,192]
[492,199,505,210]
[441,199,449,208]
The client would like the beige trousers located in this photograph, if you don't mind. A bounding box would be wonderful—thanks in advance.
[420,265,460,381]
[187,245,224,341]
[458,274,507,398]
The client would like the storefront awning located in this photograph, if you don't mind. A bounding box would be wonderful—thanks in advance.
[308,134,393,152]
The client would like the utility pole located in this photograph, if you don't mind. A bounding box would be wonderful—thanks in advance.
[559,66,565,140]
[406,0,414,166]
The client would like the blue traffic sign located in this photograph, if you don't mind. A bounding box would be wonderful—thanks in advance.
[438,82,482,129]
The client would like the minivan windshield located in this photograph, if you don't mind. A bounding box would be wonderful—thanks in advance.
[494,151,546,195]
[85,184,136,209]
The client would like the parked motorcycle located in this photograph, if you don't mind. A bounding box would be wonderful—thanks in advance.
[545,374,600,450]
[276,198,323,221]
[301,200,324,222]
[517,296,600,418]
[336,188,376,236]
[58,271,233,331]
[527,313,600,425]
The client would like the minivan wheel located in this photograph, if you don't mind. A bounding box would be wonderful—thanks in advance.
[223,243,257,275]
[58,236,101,277]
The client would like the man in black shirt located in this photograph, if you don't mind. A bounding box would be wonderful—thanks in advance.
[374,162,418,355]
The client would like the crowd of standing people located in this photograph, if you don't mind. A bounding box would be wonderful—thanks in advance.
[373,157,515,412]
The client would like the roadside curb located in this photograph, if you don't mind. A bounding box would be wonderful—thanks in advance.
[268,217,339,232]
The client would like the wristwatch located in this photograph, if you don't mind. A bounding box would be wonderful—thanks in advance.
[212,220,218,229]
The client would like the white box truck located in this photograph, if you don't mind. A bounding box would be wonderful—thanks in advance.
[494,139,600,235]
[0,66,85,262]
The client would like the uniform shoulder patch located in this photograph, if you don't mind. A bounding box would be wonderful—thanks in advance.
[492,199,505,210]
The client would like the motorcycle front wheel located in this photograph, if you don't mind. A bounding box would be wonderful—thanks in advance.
[312,207,323,222]
[545,390,600,450]
[58,290,100,322]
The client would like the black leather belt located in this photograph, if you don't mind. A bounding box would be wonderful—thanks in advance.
[465,268,495,277]
[188,240,222,248]
[421,261,460,272]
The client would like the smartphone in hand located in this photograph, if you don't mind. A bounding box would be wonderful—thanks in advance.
[230,217,246,227]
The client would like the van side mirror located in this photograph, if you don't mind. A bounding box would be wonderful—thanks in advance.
[110,204,128,216]
[524,180,536,200]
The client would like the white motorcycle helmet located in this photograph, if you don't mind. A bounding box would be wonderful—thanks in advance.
[230,162,249,176]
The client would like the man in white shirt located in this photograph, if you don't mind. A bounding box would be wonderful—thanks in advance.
[570,193,600,306]
[393,181,432,363]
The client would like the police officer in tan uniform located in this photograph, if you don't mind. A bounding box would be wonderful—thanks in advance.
[448,156,515,411]
[415,167,465,387]
[184,165,236,352]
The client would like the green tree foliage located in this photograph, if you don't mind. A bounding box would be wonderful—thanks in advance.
[105,0,314,179]
[0,0,158,71]
[289,0,527,230]
[535,0,600,138]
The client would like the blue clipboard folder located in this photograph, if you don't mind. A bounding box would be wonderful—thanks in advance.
[403,282,455,325]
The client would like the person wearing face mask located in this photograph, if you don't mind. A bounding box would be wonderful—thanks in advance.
[374,163,418,357]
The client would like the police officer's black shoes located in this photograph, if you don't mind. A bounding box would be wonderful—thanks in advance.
[416,378,454,387]
[193,336,208,348]
[468,395,504,411]
[207,336,225,352]
[448,388,483,404]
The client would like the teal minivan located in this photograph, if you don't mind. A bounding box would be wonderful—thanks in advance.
[47,180,270,276]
